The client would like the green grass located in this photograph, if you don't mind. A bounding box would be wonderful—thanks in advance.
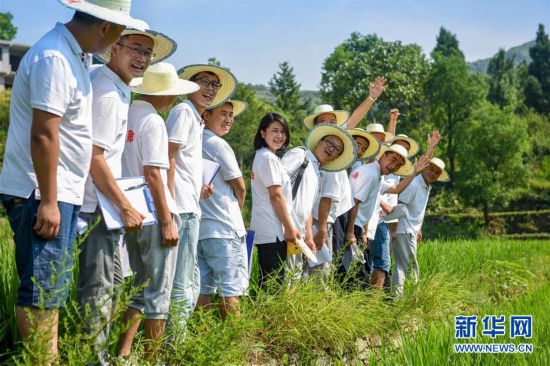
[0,218,549,365]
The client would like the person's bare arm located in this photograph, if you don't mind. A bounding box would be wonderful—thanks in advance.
[228,176,246,209]
[387,108,399,135]
[144,166,178,247]
[385,155,430,195]
[346,199,361,244]
[425,130,441,159]
[304,215,315,252]
[380,199,393,214]
[90,145,144,231]
[31,109,61,239]
[268,185,301,242]
[346,77,387,129]
[168,142,180,198]
[313,197,331,249]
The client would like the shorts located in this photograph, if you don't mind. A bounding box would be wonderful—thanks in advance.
[1,193,79,308]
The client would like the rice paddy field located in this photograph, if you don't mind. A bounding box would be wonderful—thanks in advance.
[0,217,549,365]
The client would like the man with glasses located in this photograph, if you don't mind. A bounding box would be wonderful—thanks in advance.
[167,65,237,325]
[77,28,175,365]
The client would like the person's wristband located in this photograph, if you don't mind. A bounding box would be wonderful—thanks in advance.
[368,95,377,101]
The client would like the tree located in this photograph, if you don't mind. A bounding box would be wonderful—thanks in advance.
[524,24,550,114]
[456,102,528,227]
[487,49,517,108]
[207,57,222,67]
[432,27,464,59]
[268,61,303,117]
[0,12,17,41]
[425,33,485,186]
[320,32,429,133]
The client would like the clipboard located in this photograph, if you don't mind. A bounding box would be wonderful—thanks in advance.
[202,158,221,185]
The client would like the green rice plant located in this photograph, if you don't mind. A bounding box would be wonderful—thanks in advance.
[0,219,18,359]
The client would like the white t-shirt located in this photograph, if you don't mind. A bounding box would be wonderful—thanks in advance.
[165,100,204,215]
[382,174,400,223]
[0,23,92,205]
[349,161,382,229]
[81,65,130,213]
[366,176,394,240]
[335,170,354,218]
[397,174,431,235]
[281,148,320,234]
[250,148,292,244]
[199,129,246,240]
[313,170,341,224]
[121,100,176,214]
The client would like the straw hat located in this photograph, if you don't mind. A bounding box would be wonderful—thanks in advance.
[366,123,394,142]
[207,99,247,118]
[303,104,349,129]
[378,144,414,176]
[390,134,419,157]
[96,29,176,64]
[348,128,380,161]
[306,123,358,172]
[58,0,148,30]
[429,157,450,182]
[131,62,199,96]
[178,64,237,109]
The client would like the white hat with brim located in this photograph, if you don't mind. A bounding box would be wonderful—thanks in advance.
[178,64,237,109]
[348,128,381,161]
[207,99,248,118]
[131,62,199,96]
[378,144,414,176]
[303,104,349,129]
[306,123,358,172]
[429,157,450,182]
[58,0,148,30]
[366,123,394,142]
[96,29,176,64]
[390,134,420,157]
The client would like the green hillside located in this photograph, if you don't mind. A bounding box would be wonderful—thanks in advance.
[468,40,534,73]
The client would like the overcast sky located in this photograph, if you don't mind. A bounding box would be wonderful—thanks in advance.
[2,0,549,89]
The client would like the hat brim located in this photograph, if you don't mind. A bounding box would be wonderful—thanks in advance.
[206,99,247,117]
[58,0,148,30]
[306,123,358,172]
[178,64,237,109]
[303,110,349,129]
[390,135,420,157]
[96,29,176,64]
[348,129,381,161]
[131,79,199,96]
[378,145,414,176]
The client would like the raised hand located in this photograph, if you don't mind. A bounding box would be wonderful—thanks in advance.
[390,108,400,122]
[427,130,441,148]
[413,154,431,174]
[369,76,387,99]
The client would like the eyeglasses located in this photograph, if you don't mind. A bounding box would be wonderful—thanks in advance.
[116,43,155,60]
[192,77,222,91]
[323,137,343,156]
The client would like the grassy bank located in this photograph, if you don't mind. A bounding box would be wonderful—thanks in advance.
[0,217,549,365]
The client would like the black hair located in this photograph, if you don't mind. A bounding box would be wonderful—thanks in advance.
[72,11,102,26]
[190,71,219,82]
[253,112,290,151]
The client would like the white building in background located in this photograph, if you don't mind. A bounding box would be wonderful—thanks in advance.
[0,40,30,91]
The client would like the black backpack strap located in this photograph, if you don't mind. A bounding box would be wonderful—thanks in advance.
[291,150,309,199]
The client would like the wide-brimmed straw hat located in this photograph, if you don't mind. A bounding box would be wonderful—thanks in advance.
[97,29,176,64]
[131,62,199,96]
[178,64,237,109]
[429,157,450,182]
[366,123,394,142]
[58,0,148,30]
[305,123,358,172]
[390,134,419,157]
[207,99,247,118]
[348,128,380,161]
[303,104,349,129]
[378,144,414,176]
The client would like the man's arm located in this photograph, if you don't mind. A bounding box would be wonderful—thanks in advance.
[425,130,441,159]
[386,108,399,135]
[304,215,315,252]
[167,142,180,198]
[144,166,178,247]
[90,145,144,230]
[346,199,361,244]
[31,109,61,239]
[228,176,246,209]
[313,197,331,249]
[385,154,430,195]
[346,77,387,129]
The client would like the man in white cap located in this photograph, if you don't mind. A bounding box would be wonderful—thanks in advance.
[76,28,175,365]
[117,62,199,361]
[196,100,248,319]
[392,157,450,297]
[0,0,145,360]
[167,64,237,324]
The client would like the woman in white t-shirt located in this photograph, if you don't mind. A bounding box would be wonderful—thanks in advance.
[250,112,301,288]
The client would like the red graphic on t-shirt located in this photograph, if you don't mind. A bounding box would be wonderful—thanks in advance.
[251,170,255,180]
[127,130,135,143]
[352,171,359,180]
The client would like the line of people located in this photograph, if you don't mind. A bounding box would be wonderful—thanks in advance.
[0,1,450,364]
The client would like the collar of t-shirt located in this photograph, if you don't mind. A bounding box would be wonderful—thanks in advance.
[100,65,131,100]
[306,149,320,174]
[419,174,431,191]
[183,99,203,124]
[203,128,217,139]
[132,99,157,113]
[55,22,84,63]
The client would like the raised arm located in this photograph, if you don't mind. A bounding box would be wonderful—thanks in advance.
[386,108,400,135]
[384,154,430,195]
[346,76,387,129]
[425,130,441,160]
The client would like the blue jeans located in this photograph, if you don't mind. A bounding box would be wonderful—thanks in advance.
[369,222,391,273]
[171,212,200,320]
[1,193,79,308]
